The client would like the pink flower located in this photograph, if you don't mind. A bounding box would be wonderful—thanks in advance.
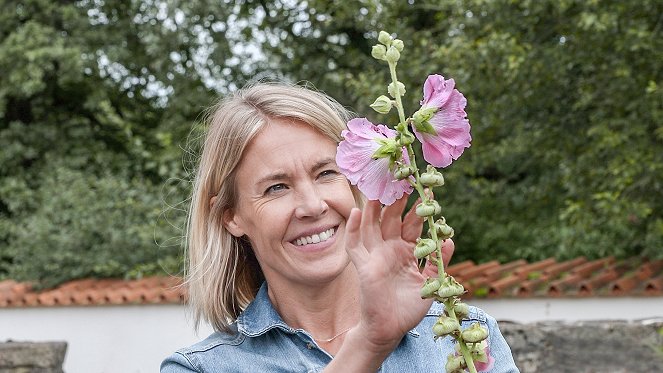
[412,74,471,168]
[336,118,413,205]
[473,346,495,372]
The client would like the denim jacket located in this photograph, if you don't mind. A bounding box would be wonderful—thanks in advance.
[161,283,519,372]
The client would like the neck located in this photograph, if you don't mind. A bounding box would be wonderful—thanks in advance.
[265,264,361,341]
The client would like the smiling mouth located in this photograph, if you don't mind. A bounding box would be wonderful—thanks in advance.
[293,227,337,247]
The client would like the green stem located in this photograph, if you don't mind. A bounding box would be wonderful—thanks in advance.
[388,62,407,126]
[446,301,478,373]
[388,61,446,280]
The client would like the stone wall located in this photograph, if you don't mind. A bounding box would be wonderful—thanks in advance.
[0,341,66,373]
[2,321,663,372]
[501,319,663,372]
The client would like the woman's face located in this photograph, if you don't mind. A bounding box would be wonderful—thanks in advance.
[224,118,357,288]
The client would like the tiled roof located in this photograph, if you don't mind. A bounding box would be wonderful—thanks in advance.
[0,276,184,308]
[451,257,663,299]
[0,257,661,308]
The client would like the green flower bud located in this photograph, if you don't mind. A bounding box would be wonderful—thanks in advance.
[436,274,465,299]
[385,46,401,63]
[371,44,387,60]
[388,81,406,98]
[461,322,489,343]
[415,199,441,217]
[419,173,444,187]
[370,95,392,114]
[414,238,436,259]
[378,31,392,45]
[394,164,415,180]
[435,217,454,240]
[453,302,470,320]
[419,165,445,187]
[397,131,415,146]
[445,354,466,373]
[392,38,404,52]
[432,316,460,337]
[420,278,441,298]
[461,340,488,355]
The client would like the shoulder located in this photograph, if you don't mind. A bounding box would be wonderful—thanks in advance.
[160,326,246,373]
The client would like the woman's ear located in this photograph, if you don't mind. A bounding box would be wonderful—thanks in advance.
[222,208,245,238]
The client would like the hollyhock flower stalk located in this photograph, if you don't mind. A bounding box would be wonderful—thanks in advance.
[337,30,492,373]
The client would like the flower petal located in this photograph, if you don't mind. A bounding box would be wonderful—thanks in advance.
[336,118,413,205]
[414,75,471,168]
[421,74,456,109]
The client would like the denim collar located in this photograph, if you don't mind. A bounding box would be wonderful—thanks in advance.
[236,282,296,337]
[236,282,420,338]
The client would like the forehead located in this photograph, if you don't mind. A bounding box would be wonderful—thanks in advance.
[236,119,338,176]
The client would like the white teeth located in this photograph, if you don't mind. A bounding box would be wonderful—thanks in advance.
[294,228,335,246]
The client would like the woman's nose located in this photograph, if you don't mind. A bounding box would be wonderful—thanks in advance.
[294,184,329,219]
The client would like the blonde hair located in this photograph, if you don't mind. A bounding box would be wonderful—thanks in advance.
[186,82,362,332]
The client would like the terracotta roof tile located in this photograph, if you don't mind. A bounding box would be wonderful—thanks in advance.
[0,276,185,308]
[1,256,662,308]
[451,256,663,300]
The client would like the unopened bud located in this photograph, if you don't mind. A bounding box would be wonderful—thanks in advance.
[432,316,460,337]
[453,302,470,320]
[388,81,406,98]
[445,354,466,373]
[414,238,437,259]
[378,31,392,45]
[397,131,415,146]
[436,219,454,240]
[370,95,392,114]
[436,274,465,299]
[394,164,415,180]
[420,278,441,298]
[371,44,387,60]
[385,46,401,63]
[419,165,445,187]
[392,39,404,52]
[415,199,441,217]
[461,322,489,343]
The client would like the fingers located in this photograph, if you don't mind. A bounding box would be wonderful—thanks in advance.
[419,239,454,278]
[421,259,439,279]
[380,195,408,240]
[360,200,382,248]
[401,197,423,243]
[344,208,368,263]
[440,239,455,268]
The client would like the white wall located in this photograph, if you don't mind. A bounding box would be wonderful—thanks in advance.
[2,298,662,372]
[472,297,663,323]
[0,305,213,373]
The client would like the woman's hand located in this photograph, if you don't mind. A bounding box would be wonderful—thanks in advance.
[344,196,454,353]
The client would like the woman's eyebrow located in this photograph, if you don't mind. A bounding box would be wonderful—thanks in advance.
[310,157,337,172]
[255,172,288,186]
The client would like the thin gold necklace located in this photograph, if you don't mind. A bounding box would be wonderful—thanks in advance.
[312,326,353,343]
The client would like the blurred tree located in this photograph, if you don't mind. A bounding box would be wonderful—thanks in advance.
[0,0,248,286]
[1,0,661,286]
[231,0,663,263]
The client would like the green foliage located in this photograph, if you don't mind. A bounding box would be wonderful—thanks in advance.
[230,0,663,264]
[1,0,661,287]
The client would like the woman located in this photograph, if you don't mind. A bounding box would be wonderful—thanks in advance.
[161,83,518,372]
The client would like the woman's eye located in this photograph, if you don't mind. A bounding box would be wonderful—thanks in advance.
[265,183,287,194]
[318,169,338,178]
